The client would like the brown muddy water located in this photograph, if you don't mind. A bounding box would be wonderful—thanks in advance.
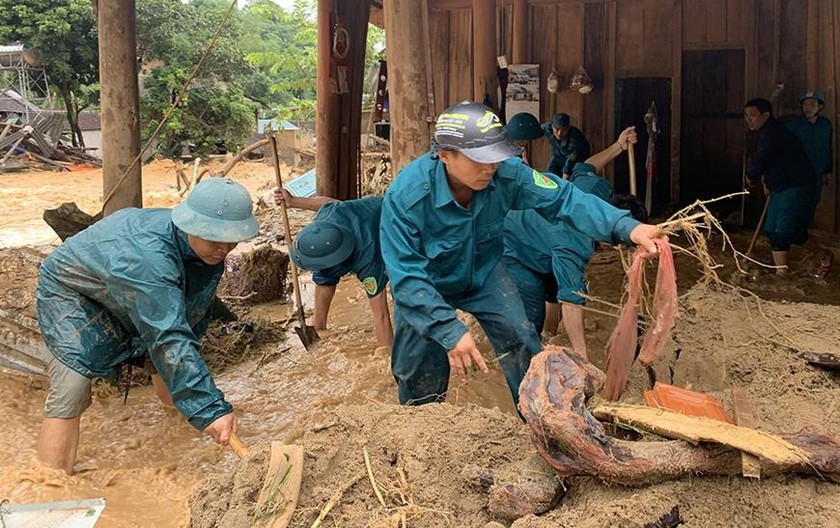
[0,274,517,528]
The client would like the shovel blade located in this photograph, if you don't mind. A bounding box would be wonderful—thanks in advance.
[294,325,320,348]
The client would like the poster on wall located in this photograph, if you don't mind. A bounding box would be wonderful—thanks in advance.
[504,64,540,123]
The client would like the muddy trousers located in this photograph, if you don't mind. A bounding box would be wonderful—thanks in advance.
[391,262,543,408]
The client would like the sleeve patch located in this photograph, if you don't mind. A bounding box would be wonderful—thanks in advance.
[532,170,559,189]
[362,276,378,295]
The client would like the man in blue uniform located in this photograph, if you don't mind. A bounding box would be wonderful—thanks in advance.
[36,178,259,474]
[786,91,834,278]
[744,97,816,275]
[275,189,393,352]
[543,113,591,179]
[503,127,643,359]
[380,101,660,408]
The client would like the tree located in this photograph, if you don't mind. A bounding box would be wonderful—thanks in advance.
[0,0,98,147]
[136,0,257,155]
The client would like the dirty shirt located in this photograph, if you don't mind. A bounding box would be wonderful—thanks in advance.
[311,196,388,297]
[380,153,638,350]
[36,208,229,430]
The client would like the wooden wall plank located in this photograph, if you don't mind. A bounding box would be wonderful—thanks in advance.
[616,0,645,74]
[498,4,512,61]
[430,9,451,116]
[754,0,777,99]
[447,8,473,106]
[645,0,672,72]
[777,0,807,116]
[527,3,558,170]
[682,0,706,44]
[671,0,683,204]
[704,0,728,42]
[726,0,748,42]
[555,3,585,126]
[583,2,607,152]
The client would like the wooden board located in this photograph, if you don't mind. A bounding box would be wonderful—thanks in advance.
[254,443,305,528]
[730,387,762,479]
[592,404,811,467]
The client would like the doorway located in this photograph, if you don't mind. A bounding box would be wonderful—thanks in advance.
[680,49,746,219]
[614,77,672,216]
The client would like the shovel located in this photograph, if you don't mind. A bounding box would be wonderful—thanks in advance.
[229,432,305,527]
[267,132,320,349]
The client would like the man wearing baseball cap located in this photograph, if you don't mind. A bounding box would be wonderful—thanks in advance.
[380,100,661,409]
[273,189,392,354]
[542,112,591,179]
[35,177,258,474]
[786,91,834,277]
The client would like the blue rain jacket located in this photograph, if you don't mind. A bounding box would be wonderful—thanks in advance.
[36,208,231,430]
[311,196,389,297]
[503,163,612,305]
[380,153,639,351]
[542,123,591,176]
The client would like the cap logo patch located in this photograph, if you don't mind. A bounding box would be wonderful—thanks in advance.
[532,170,559,189]
[476,110,502,133]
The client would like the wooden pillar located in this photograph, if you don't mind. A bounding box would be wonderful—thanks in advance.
[473,0,498,109]
[384,0,433,174]
[316,0,340,197]
[512,0,528,64]
[98,0,141,215]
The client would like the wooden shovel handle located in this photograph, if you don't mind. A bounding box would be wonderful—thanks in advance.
[229,432,250,459]
[628,144,638,197]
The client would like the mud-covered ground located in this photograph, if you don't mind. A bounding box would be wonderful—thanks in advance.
[0,161,839,527]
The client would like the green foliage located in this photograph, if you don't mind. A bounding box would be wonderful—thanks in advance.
[137,0,256,154]
[0,0,98,145]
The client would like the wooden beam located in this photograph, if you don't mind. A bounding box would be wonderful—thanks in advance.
[384,0,434,174]
[512,0,528,63]
[473,0,498,109]
[98,0,142,215]
[316,0,340,197]
[671,0,682,205]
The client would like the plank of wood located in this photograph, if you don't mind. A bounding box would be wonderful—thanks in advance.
[254,443,305,528]
[592,404,811,466]
[730,387,762,479]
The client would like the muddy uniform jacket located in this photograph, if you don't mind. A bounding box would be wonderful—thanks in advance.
[310,196,388,297]
[542,124,591,176]
[380,153,638,351]
[36,208,230,430]
[786,115,833,183]
[503,163,612,305]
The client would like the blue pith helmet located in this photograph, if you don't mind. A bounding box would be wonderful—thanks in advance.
[290,220,354,270]
[551,113,570,129]
[506,112,543,141]
[800,91,826,104]
[171,178,259,243]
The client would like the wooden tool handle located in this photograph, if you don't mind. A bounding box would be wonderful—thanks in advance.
[229,432,250,459]
[268,133,307,317]
[746,197,770,256]
[628,144,638,197]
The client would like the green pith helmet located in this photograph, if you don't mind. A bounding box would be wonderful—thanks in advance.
[432,100,520,163]
[290,220,354,270]
[171,177,259,243]
[506,112,543,141]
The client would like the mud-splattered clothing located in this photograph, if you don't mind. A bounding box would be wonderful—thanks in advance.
[381,153,638,406]
[36,208,229,430]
